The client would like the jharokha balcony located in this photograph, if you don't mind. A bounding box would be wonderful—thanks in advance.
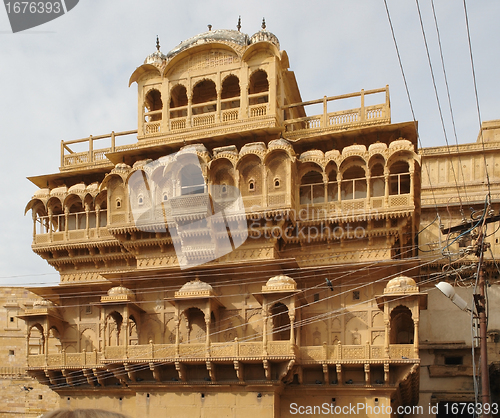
[24,276,425,392]
[26,341,418,387]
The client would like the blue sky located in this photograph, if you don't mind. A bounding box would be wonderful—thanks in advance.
[0,0,499,285]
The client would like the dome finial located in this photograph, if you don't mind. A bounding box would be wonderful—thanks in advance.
[208,24,212,31]
[156,35,160,51]
[261,17,266,30]
[237,16,241,32]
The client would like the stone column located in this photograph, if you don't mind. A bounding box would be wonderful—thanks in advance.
[289,314,295,355]
[262,306,268,355]
[175,317,180,356]
[186,96,192,128]
[384,317,390,358]
[95,204,101,238]
[413,319,419,358]
[384,167,390,207]
[64,207,69,240]
[205,313,211,355]
[85,203,90,238]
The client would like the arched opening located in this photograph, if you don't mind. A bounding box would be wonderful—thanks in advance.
[239,156,262,197]
[221,75,240,110]
[390,306,414,344]
[81,328,97,352]
[47,198,64,233]
[389,161,410,195]
[96,191,107,228]
[271,303,290,341]
[327,168,338,202]
[144,89,162,122]
[248,70,269,105]
[180,164,205,195]
[129,315,138,346]
[28,324,44,355]
[370,163,385,197]
[192,79,217,115]
[169,85,188,119]
[341,166,367,200]
[67,200,85,230]
[300,171,324,205]
[107,311,123,347]
[47,327,61,354]
[184,307,206,344]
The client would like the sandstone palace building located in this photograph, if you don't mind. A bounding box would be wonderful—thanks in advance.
[18,22,500,417]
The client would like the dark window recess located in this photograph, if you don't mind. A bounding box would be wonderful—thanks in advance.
[314,293,320,302]
[9,317,14,322]
[353,291,360,300]
[444,356,463,365]
[8,350,14,355]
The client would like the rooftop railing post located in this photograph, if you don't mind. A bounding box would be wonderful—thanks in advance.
[60,140,64,167]
[111,131,115,153]
[322,96,327,128]
[360,89,365,122]
[89,135,93,163]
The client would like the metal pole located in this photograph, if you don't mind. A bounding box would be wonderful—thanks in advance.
[477,236,491,418]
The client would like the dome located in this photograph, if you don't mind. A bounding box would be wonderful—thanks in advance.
[249,19,280,49]
[240,142,267,155]
[176,278,214,298]
[33,299,54,308]
[384,275,418,294]
[145,50,167,67]
[108,285,135,297]
[262,275,297,292]
[68,182,86,194]
[167,29,249,59]
[299,149,324,161]
[144,36,167,67]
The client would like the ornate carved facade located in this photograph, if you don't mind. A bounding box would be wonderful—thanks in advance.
[20,23,500,418]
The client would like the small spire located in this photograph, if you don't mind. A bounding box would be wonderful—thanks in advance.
[208,24,212,31]
[261,17,266,30]
[156,35,160,51]
[237,16,241,32]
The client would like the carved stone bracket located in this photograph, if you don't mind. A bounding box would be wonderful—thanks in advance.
[233,360,244,382]
[175,361,186,382]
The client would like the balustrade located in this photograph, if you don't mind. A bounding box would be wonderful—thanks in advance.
[33,210,108,245]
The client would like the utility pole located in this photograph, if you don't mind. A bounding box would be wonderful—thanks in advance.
[440,210,493,417]
[475,232,491,418]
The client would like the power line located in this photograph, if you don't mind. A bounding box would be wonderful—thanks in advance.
[415,0,465,213]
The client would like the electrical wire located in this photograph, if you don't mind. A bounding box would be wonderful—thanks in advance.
[415,0,465,213]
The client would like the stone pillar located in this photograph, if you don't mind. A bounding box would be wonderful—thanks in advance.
[95,204,101,238]
[215,90,221,123]
[337,172,342,204]
[205,314,211,355]
[186,96,192,128]
[262,306,268,355]
[384,318,390,358]
[64,207,69,240]
[413,319,419,358]
[289,314,295,354]
[175,317,180,356]
[85,203,90,238]
[384,167,390,207]
[32,211,37,242]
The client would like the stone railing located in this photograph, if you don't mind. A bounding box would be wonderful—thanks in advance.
[27,343,416,369]
[27,351,102,368]
[299,344,415,361]
[283,86,390,138]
